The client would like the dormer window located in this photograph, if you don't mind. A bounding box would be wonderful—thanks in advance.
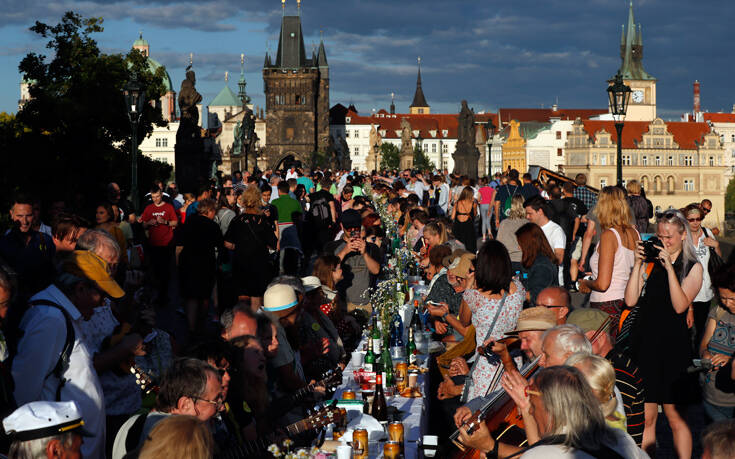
[379,130,386,137]
[442,130,448,137]
[345,116,351,124]
[429,130,437,137]
[412,130,419,137]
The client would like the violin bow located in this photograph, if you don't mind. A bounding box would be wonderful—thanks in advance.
[588,314,616,345]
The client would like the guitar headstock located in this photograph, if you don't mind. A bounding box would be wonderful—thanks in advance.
[302,404,347,431]
[131,365,159,395]
[320,367,344,391]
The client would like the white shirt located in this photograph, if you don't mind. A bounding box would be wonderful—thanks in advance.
[286,168,298,180]
[541,219,566,285]
[693,229,714,302]
[520,428,648,458]
[12,285,106,459]
[406,180,429,204]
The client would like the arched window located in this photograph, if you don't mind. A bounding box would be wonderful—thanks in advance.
[667,176,675,194]
[641,176,649,192]
[654,176,662,193]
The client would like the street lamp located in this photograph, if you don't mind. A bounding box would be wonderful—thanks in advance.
[486,120,496,177]
[607,72,631,187]
[124,73,145,213]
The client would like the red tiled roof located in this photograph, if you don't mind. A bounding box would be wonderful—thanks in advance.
[340,110,499,140]
[580,120,712,150]
[703,113,735,123]
[499,108,608,124]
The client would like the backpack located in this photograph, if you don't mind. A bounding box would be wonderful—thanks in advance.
[502,185,519,218]
[308,194,332,228]
[8,299,75,402]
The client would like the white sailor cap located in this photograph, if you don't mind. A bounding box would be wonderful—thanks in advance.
[2,401,92,441]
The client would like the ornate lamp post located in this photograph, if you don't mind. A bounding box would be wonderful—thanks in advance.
[607,72,631,187]
[237,53,255,172]
[486,120,496,177]
[124,73,145,213]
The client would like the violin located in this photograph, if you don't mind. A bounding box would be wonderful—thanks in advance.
[449,337,541,458]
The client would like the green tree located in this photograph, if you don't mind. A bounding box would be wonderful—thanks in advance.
[379,143,400,170]
[726,177,735,213]
[413,144,435,171]
[310,150,331,169]
[0,12,171,210]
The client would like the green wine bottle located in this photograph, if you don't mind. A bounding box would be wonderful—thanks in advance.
[381,345,394,387]
[364,337,376,372]
[407,328,417,365]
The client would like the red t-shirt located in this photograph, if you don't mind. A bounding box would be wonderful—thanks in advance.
[478,186,495,205]
[141,202,177,246]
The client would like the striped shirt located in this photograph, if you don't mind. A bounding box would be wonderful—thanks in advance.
[606,349,645,447]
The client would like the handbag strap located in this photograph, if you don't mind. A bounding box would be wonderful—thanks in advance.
[461,292,508,402]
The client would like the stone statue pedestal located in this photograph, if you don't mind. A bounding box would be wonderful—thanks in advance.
[175,119,205,192]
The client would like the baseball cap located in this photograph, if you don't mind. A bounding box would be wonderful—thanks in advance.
[62,250,124,299]
[505,307,557,335]
[301,276,322,293]
[567,308,611,334]
[340,209,362,229]
[3,401,93,442]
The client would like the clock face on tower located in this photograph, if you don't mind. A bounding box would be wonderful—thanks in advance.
[632,90,644,103]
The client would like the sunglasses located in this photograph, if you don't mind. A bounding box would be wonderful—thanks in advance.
[702,208,711,214]
[687,217,703,222]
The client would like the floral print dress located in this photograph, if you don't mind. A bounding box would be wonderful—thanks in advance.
[464,279,525,400]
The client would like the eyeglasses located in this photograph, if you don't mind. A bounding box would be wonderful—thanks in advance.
[191,395,224,409]
[687,217,703,222]
[702,207,711,214]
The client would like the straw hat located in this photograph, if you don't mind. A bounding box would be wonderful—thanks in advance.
[505,307,556,335]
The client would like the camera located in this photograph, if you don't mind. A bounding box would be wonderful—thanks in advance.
[642,237,662,262]
[347,228,361,239]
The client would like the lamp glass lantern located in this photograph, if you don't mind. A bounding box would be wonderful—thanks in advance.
[124,74,145,124]
[607,73,631,123]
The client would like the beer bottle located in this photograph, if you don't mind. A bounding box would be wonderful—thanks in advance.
[371,373,388,422]
[365,337,376,372]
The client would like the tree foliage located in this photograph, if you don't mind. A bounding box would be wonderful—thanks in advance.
[379,143,400,170]
[726,177,735,214]
[413,144,435,171]
[0,12,171,212]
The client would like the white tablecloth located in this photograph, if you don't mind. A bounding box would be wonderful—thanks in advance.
[334,339,432,458]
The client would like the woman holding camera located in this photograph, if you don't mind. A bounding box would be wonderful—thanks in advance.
[625,210,703,458]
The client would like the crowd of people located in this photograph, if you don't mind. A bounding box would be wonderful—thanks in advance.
[0,164,733,458]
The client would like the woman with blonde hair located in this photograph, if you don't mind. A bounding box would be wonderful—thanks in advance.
[496,195,528,273]
[138,415,213,459]
[225,186,277,308]
[578,186,639,326]
[451,186,478,253]
[567,352,627,432]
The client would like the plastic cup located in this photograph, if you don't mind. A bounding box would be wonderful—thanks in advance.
[336,444,352,459]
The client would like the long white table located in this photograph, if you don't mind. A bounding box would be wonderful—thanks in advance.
[333,341,433,458]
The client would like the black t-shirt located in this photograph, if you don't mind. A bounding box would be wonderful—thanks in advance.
[494,184,520,221]
[549,198,576,242]
[308,189,335,227]
[564,196,587,238]
[520,183,540,199]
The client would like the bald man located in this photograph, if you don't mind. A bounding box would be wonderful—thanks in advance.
[535,286,571,324]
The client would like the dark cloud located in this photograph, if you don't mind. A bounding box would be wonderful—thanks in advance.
[1,0,733,117]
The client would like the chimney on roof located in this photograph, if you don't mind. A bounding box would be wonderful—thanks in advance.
[693,80,701,116]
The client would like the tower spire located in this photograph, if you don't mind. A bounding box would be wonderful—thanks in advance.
[390,92,395,115]
[617,1,654,81]
[409,56,429,113]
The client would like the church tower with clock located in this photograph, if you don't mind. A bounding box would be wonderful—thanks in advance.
[614,2,656,121]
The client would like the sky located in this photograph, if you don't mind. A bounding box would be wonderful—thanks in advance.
[0,0,733,122]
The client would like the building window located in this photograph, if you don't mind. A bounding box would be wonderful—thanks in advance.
[417,108,424,114]
[353,146,359,155]
[622,155,631,165]
[345,130,350,138]
[731,134,735,142]
[557,148,562,157]
[556,131,561,139]
[684,179,694,191]
[442,144,448,154]
[155,138,161,147]
[295,95,302,105]
[684,156,693,166]
[423,143,428,152]
[667,156,673,166]
[431,143,437,153]
[601,155,607,166]
[709,156,715,166]
[354,130,359,138]
[600,178,607,188]
[655,156,661,166]
[642,156,648,166]
[162,138,168,147]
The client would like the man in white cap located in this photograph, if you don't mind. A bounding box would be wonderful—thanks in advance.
[298,276,346,378]
[4,400,91,458]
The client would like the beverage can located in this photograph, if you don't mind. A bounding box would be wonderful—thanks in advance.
[383,440,401,458]
[388,421,404,444]
[352,428,369,459]
[395,363,408,391]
